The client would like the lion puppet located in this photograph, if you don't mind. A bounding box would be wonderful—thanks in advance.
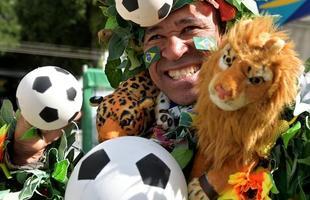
[188,16,303,199]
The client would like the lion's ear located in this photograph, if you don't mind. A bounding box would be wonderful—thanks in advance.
[264,37,285,54]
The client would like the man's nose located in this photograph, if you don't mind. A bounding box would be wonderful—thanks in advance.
[161,36,188,61]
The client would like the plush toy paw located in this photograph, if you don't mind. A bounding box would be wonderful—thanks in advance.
[188,177,210,200]
[155,91,175,130]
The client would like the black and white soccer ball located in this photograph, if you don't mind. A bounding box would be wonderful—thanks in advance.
[16,66,82,130]
[65,136,188,200]
[115,0,173,27]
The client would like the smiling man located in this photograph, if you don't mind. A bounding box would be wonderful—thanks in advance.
[5,0,255,199]
[144,1,221,105]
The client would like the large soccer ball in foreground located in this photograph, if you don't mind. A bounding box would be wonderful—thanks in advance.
[65,136,188,200]
[115,0,173,27]
[16,66,82,130]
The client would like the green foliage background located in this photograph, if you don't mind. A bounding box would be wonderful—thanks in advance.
[0,0,104,76]
[0,0,20,48]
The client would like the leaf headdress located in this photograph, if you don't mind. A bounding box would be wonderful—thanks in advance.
[98,0,259,88]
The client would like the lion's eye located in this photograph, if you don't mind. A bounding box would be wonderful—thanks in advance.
[248,77,265,85]
[219,48,236,70]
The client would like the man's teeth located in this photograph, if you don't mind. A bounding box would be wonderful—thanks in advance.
[168,66,199,80]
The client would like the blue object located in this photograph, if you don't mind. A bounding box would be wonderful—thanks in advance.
[256,0,309,25]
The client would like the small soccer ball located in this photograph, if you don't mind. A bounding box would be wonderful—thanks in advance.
[115,0,173,27]
[16,66,82,130]
[65,136,188,200]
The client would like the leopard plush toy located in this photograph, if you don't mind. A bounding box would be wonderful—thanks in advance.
[188,16,303,199]
[155,91,175,131]
[90,71,159,142]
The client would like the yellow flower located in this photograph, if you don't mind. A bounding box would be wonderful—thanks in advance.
[0,124,9,162]
[219,168,273,200]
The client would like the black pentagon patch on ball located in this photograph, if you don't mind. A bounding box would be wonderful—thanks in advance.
[32,76,52,93]
[136,153,171,189]
[54,67,70,75]
[39,107,59,122]
[66,87,77,101]
[122,0,139,12]
[158,3,171,19]
[78,149,110,180]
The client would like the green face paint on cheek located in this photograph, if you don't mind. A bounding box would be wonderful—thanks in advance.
[144,46,161,68]
[193,36,218,51]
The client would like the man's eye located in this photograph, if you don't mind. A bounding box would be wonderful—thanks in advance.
[148,34,162,41]
[181,26,199,34]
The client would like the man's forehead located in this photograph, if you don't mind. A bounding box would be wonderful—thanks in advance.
[145,2,216,35]
[145,17,202,35]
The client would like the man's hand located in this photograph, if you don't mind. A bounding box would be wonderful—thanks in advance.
[12,113,80,165]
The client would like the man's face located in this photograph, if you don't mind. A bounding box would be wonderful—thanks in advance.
[143,2,221,105]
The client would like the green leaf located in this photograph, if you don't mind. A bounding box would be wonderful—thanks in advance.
[179,112,193,127]
[122,65,145,81]
[286,158,292,183]
[297,156,310,166]
[108,30,129,60]
[47,148,59,170]
[281,122,301,149]
[19,127,39,140]
[117,59,129,69]
[99,6,109,17]
[0,123,9,135]
[52,159,69,183]
[0,99,15,125]
[65,148,75,163]
[269,173,279,194]
[105,59,123,88]
[304,57,310,73]
[173,0,194,11]
[19,173,46,200]
[178,129,188,139]
[66,132,76,149]
[104,16,118,29]
[298,176,307,200]
[170,145,193,169]
[58,133,67,160]
[289,157,298,182]
[15,171,29,184]
[127,48,141,70]
[226,0,243,11]
[240,0,259,15]
[107,5,117,17]
[63,123,75,137]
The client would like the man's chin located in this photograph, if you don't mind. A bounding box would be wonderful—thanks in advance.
[166,90,197,105]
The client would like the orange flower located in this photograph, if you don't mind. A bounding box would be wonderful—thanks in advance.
[0,124,9,162]
[219,168,273,200]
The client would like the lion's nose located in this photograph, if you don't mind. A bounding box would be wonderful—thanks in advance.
[215,84,232,100]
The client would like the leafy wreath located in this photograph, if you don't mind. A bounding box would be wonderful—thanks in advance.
[0,100,83,200]
[97,0,258,88]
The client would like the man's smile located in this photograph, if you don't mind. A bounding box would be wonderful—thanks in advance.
[166,65,200,80]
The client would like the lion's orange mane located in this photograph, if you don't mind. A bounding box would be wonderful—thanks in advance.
[194,16,302,177]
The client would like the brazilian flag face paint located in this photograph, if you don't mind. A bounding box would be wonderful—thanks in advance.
[193,36,218,51]
[143,36,218,69]
[144,46,161,68]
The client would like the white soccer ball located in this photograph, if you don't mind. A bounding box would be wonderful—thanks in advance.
[115,0,173,27]
[65,136,188,200]
[16,66,82,130]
